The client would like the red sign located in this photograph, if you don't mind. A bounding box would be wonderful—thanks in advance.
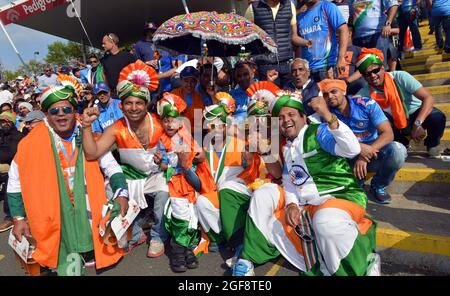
[0,0,67,26]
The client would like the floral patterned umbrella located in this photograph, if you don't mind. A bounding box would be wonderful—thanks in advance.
[152,11,277,57]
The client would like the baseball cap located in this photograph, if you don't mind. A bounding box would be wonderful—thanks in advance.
[93,81,110,94]
[25,110,45,123]
[60,65,71,74]
[0,111,16,125]
[180,66,200,79]
[144,22,158,31]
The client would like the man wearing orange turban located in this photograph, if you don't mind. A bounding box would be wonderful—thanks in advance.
[356,48,446,158]
[319,79,407,205]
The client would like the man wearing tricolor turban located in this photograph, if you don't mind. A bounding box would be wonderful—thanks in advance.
[231,92,380,276]
[356,48,446,158]
[319,78,406,204]
[82,61,171,259]
[8,86,128,275]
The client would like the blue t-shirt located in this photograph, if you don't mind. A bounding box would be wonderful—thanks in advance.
[134,40,156,62]
[329,96,387,144]
[92,99,124,133]
[401,0,417,12]
[195,84,213,106]
[159,54,188,93]
[432,0,450,16]
[350,0,399,38]
[230,86,250,124]
[297,1,346,71]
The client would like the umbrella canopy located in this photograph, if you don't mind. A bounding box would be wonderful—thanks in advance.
[152,11,277,57]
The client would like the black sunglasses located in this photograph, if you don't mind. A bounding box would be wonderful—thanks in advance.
[88,60,98,64]
[363,66,382,77]
[48,106,74,116]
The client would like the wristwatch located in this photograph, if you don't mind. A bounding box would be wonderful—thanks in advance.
[414,119,423,127]
[384,21,392,26]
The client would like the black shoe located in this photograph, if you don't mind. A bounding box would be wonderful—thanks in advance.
[185,249,199,269]
[170,253,187,273]
[369,186,392,204]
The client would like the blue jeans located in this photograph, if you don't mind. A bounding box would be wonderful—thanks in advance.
[351,142,407,190]
[353,33,389,68]
[130,190,169,244]
[433,14,450,50]
[399,9,423,51]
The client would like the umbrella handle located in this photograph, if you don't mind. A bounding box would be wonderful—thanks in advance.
[181,0,189,14]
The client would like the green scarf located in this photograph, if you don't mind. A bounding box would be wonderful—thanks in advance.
[49,128,93,276]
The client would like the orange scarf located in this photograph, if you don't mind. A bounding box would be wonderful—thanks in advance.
[15,123,123,269]
[370,72,408,130]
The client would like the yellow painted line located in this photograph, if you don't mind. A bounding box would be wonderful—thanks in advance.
[435,103,450,114]
[0,254,4,262]
[265,257,285,276]
[444,129,450,141]
[377,228,450,257]
[402,61,450,72]
[428,85,450,95]
[401,54,450,65]
[414,71,450,81]
[367,168,450,183]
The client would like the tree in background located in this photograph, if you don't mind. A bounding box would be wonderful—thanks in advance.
[45,41,83,65]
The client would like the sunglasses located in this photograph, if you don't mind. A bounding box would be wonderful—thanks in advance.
[88,60,98,64]
[48,106,75,116]
[363,66,382,77]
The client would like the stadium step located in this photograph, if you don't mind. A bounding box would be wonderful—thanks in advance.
[413,71,450,87]
[427,86,450,103]
[369,193,450,275]
[404,48,446,59]
[366,156,450,196]
[400,53,450,66]
[402,61,450,75]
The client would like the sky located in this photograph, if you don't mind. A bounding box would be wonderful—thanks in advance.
[0,0,66,71]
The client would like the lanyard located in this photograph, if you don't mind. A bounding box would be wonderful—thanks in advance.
[58,126,78,170]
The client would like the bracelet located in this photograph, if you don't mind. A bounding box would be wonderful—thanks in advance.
[13,216,25,221]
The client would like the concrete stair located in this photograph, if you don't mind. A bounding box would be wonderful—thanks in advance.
[389,22,450,275]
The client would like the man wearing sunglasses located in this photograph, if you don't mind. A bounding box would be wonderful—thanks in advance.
[37,65,58,90]
[232,94,379,276]
[319,79,407,204]
[356,48,446,158]
[80,54,104,88]
[7,85,129,275]
[91,82,123,134]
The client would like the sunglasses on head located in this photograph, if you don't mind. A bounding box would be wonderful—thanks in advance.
[48,106,74,116]
[363,66,382,77]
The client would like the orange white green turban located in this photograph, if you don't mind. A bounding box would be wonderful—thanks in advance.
[356,48,384,73]
[245,81,280,117]
[117,60,159,101]
[156,92,187,118]
[203,92,235,123]
[40,85,78,112]
[317,79,347,93]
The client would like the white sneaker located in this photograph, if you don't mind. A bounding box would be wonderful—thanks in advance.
[232,259,255,276]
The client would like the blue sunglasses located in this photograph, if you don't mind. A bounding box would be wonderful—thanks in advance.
[48,106,75,115]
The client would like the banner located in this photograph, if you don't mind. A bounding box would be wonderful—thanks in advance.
[0,0,67,26]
